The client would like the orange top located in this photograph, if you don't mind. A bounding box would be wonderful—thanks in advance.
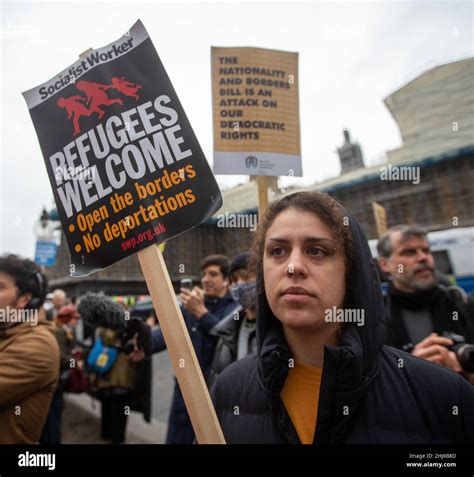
[281,361,323,444]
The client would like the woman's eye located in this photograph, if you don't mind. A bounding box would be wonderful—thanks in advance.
[307,247,325,257]
[270,247,285,256]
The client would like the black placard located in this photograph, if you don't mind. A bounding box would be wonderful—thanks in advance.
[23,20,222,276]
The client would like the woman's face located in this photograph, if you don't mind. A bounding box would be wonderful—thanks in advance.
[263,208,346,332]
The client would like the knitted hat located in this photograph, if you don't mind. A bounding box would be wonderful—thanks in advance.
[229,252,251,276]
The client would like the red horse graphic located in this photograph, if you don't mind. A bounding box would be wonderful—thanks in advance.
[75,80,123,119]
[57,77,142,135]
[57,95,93,136]
[109,77,142,101]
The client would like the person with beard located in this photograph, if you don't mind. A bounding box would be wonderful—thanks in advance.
[211,192,474,444]
[377,225,474,382]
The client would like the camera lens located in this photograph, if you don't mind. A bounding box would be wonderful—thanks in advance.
[455,344,474,373]
[122,341,135,355]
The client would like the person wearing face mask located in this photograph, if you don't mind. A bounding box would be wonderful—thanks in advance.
[207,252,257,388]
[148,254,239,444]
[211,192,474,444]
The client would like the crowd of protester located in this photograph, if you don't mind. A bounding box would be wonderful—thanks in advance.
[1,192,473,444]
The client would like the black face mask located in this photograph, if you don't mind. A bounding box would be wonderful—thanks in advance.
[230,281,257,308]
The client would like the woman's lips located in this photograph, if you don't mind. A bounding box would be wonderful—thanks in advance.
[281,293,313,303]
[281,287,314,304]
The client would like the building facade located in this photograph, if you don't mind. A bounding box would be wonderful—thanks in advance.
[43,58,474,297]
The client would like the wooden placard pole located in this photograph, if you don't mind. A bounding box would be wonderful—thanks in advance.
[372,201,388,238]
[77,48,225,444]
[137,245,226,444]
[79,48,93,59]
[257,176,269,220]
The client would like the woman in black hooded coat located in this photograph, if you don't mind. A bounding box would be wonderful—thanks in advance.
[211,192,474,444]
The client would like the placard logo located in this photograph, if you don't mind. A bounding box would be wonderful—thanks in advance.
[57,77,142,136]
[245,155,258,168]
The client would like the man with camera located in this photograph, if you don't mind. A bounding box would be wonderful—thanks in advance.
[78,292,152,443]
[148,254,239,444]
[377,225,474,382]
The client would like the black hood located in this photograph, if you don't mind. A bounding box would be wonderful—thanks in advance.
[256,209,387,394]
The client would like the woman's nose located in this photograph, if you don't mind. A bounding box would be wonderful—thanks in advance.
[287,249,308,276]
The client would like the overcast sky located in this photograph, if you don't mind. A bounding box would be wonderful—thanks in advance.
[1,0,472,258]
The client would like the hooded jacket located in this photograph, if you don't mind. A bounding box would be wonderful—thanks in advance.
[0,310,59,444]
[208,306,257,389]
[211,213,474,444]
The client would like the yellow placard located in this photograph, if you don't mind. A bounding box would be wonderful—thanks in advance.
[211,47,301,177]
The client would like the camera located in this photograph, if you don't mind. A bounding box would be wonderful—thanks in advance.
[78,292,151,356]
[442,332,474,373]
[117,315,151,356]
[180,278,193,290]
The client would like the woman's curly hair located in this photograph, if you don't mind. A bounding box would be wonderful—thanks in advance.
[249,191,355,299]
